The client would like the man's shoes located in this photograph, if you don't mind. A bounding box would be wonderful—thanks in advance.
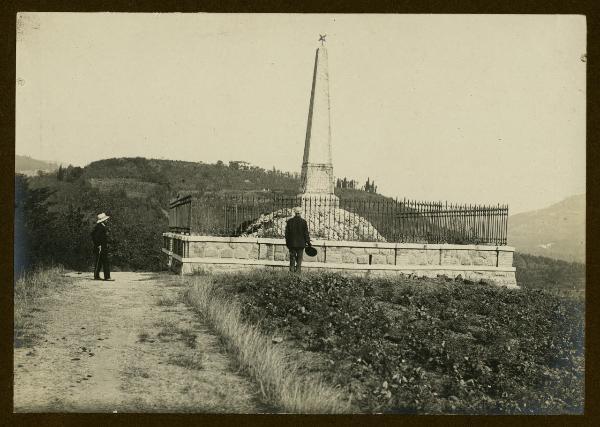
[93,277,102,280]
[104,278,115,281]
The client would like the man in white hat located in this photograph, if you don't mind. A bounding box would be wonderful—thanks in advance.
[91,212,113,281]
[285,207,311,273]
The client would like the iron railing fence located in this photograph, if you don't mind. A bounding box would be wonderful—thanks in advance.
[168,195,192,234]
[168,194,509,245]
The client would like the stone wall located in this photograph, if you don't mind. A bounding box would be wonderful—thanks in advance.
[162,233,517,287]
[169,260,517,288]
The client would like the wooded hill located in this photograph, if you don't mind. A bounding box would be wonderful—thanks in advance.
[16,157,382,273]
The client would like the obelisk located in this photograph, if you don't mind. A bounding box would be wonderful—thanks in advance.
[299,38,339,208]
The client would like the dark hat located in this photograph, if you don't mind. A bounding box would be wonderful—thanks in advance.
[305,246,317,257]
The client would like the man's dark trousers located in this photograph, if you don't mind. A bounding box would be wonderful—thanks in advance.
[93,246,110,280]
[289,248,304,273]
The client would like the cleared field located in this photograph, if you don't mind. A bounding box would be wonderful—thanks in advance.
[202,270,584,414]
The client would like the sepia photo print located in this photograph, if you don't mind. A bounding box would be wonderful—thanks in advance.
[14,13,586,414]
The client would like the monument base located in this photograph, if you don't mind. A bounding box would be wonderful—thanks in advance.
[161,233,518,288]
[299,193,340,209]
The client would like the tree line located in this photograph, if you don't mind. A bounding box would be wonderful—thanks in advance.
[336,177,378,193]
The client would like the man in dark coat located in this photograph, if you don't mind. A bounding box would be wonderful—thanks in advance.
[91,212,113,281]
[285,207,311,273]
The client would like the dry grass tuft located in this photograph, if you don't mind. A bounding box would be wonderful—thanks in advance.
[178,328,198,349]
[157,295,179,306]
[154,318,177,329]
[164,279,188,288]
[14,266,70,347]
[168,353,205,370]
[184,277,354,414]
[156,320,197,349]
[123,365,151,379]
[138,331,151,343]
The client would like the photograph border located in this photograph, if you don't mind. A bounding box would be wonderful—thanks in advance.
[1,1,597,425]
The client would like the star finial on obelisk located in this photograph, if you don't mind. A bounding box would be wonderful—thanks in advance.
[319,34,327,46]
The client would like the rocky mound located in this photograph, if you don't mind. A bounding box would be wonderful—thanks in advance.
[238,207,386,242]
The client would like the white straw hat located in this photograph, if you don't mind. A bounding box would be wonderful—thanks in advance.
[97,212,110,223]
[293,207,302,214]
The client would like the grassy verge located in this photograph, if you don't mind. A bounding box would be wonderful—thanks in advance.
[184,276,354,414]
[210,270,584,414]
[14,266,72,347]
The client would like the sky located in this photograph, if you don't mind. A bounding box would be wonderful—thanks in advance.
[16,13,586,214]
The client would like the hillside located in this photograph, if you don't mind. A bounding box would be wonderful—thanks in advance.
[15,155,60,175]
[508,194,585,264]
[513,252,585,292]
[17,157,390,273]
[81,157,301,197]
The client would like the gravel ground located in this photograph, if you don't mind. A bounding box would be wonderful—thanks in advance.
[13,271,269,413]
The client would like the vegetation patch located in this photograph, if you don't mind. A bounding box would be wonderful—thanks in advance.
[137,331,154,343]
[168,353,205,370]
[157,295,179,306]
[514,252,585,293]
[155,320,197,349]
[123,366,150,380]
[184,278,354,413]
[14,266,72,347]
[210,270,584,414]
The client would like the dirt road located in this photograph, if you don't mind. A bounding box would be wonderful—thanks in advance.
[13,272,269,413]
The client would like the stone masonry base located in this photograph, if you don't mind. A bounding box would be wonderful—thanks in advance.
[162,233,518,288]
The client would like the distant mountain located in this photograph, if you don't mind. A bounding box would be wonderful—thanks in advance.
[15,155,59,175]
[508,194,585,264]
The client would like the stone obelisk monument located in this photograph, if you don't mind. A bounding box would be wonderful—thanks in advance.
[300,36,339,208]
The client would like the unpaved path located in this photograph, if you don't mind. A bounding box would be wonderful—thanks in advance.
[14,272,269,413]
